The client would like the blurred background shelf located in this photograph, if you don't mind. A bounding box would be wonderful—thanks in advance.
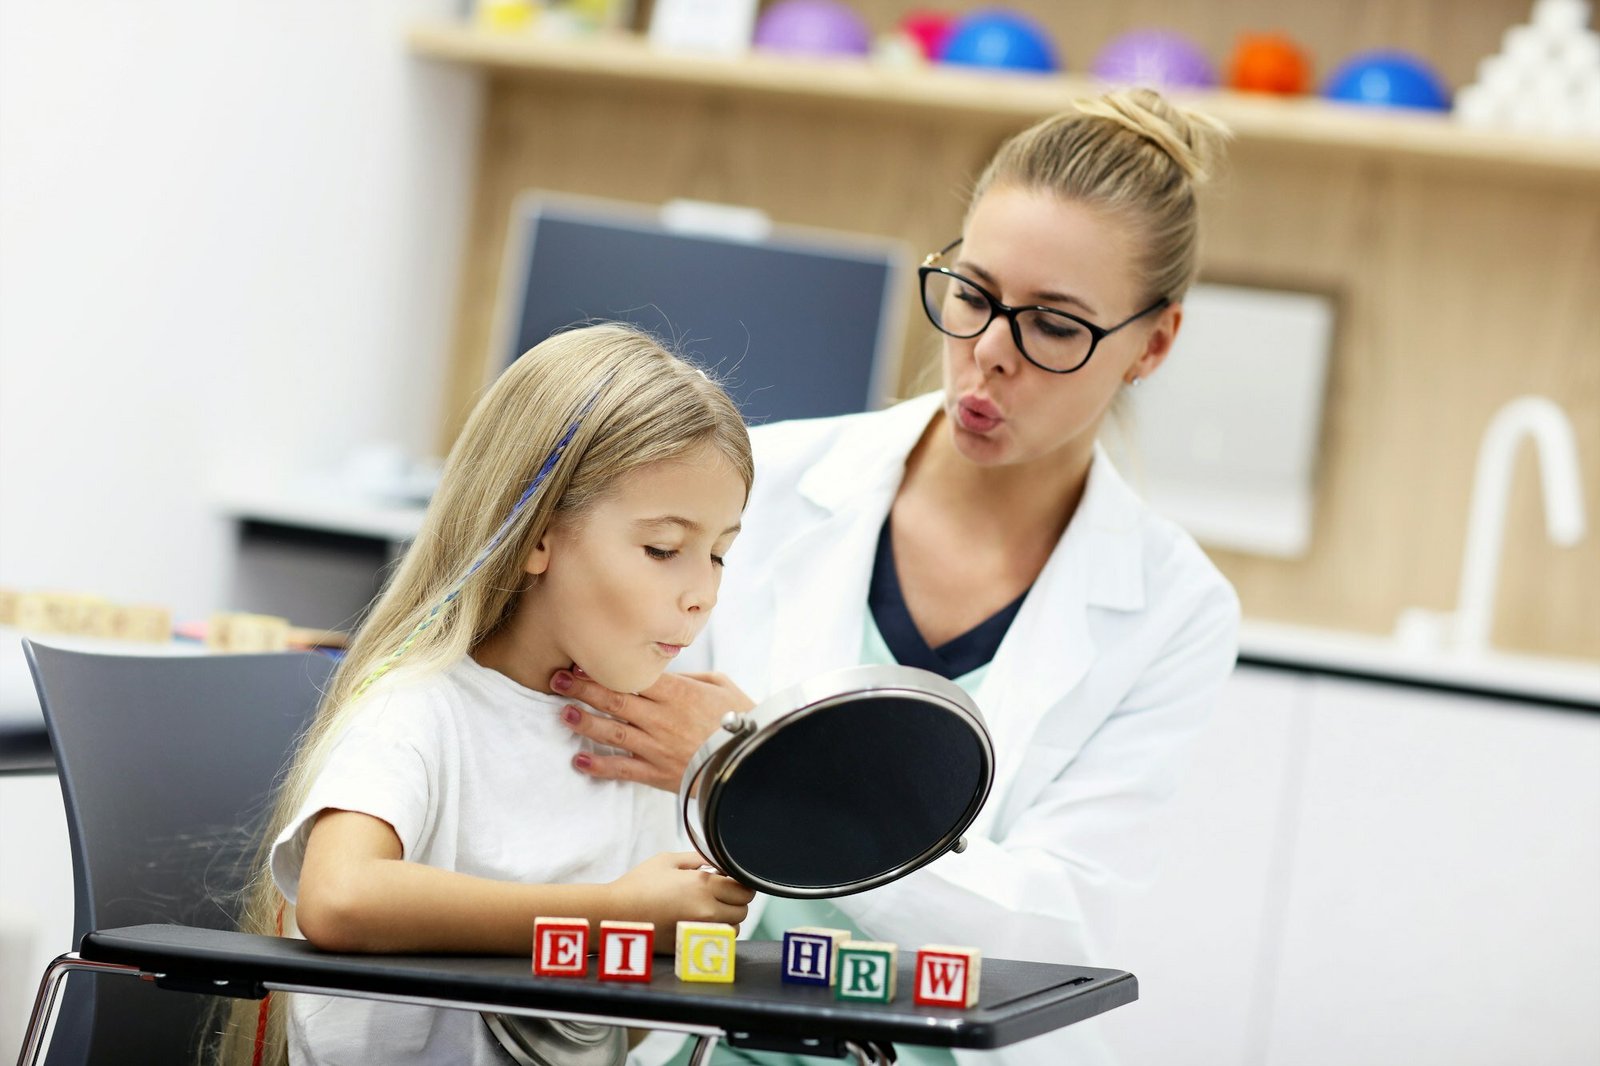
[403,9,1599,663]
[407,24,1600,178]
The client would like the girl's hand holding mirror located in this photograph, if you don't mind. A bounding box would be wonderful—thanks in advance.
[607,851,754,940]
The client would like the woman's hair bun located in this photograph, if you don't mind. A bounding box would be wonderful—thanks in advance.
[1074,87,1231,185]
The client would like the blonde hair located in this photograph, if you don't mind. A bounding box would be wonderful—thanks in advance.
[970,88,1231,304]
[210,322,751,1064]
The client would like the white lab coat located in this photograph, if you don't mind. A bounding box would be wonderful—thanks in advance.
[654,393,1240,1066]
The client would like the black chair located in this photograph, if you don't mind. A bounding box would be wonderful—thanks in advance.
[20,640,336,1066]
[18,639,1138,1066]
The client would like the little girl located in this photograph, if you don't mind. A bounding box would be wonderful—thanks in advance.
[216,323,756,1065]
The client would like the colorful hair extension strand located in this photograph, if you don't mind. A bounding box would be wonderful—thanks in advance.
[353,379,610,698]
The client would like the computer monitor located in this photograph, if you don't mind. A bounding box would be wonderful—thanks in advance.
[489,194,908,425]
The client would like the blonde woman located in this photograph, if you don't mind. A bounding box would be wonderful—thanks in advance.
[215,323,755,1065]
[557,90,1243,1066]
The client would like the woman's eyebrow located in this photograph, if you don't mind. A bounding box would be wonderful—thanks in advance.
[635,516,742,537]
[957,259,1097,315]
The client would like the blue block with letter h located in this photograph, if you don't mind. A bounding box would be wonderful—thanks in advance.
[781,926,850,987]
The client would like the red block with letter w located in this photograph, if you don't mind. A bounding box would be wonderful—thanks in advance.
[914,946,981,1008]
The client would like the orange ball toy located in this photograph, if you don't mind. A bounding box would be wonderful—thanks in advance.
[1228,33,1312,95]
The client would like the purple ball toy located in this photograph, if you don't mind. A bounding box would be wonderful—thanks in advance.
[753,0,873,57]
[1092,30,1217,89]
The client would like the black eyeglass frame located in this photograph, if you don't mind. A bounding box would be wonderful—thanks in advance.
[918,238,1170,374]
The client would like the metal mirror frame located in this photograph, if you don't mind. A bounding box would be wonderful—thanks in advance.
[679,664,995,899]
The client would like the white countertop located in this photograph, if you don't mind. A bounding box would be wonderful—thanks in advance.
[1238,619,1600,708]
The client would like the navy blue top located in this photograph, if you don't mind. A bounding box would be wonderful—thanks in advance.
[868,517,1031,681]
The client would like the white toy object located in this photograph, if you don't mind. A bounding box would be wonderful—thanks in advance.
[1455,0,1600,135]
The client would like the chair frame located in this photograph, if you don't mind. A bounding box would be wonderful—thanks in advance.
[19,943,735,1066]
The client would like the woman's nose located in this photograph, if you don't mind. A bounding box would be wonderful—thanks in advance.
[972,314,1018,376]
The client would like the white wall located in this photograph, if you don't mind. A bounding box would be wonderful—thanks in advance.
[0,0,481,618]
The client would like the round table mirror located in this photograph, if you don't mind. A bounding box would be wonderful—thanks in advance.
[681,663,994,898]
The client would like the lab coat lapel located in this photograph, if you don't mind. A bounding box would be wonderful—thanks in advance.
[765,505,883,690]
[969,533,1095,837]
[765,395,943,692]
[970,447,1146,836]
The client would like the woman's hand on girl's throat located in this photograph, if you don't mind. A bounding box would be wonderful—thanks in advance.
[553,668,754,792]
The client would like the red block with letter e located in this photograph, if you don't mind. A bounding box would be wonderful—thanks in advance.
[533,917,590,977]
[599,920,655,983]
[914,945,981,1007]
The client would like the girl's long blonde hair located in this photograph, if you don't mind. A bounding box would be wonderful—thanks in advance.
[211,322,752,1065]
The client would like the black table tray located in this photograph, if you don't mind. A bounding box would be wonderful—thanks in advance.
[82,925,1137,1049]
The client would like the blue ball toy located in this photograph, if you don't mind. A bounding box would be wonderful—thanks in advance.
[939,10,1060,74]
[1324,50,1450,111]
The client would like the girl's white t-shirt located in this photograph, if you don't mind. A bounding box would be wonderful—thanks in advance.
[270,655,674,1066]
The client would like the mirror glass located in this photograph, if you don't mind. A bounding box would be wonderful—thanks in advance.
[685,665,993,898]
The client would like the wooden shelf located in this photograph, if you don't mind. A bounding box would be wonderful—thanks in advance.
[409,22,1600,179]
[411,16,1600,661]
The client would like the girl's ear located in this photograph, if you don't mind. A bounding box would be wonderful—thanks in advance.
[522,537,552,577]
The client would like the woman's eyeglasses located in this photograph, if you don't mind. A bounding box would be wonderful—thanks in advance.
[918,238,1168,374]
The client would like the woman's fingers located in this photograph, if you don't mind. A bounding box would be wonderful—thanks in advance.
[555,668,753,792]
[562,705,655,757]
[553,669,642,723]
[570,750,664,787]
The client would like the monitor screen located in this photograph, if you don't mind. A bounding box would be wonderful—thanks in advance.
[492,195,907,425]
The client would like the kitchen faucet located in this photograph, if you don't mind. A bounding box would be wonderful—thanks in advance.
[1451,395,1587,652]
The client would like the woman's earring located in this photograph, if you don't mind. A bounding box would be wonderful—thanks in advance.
[1127,376,1142,387]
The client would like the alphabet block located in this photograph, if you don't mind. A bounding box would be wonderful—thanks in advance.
[914,945,982,1008]
[598,920,654,983]
[13,592,108,635]
[103,604,173,643]
[675,921,736,983]
[206,611,290,652]
[834,941,897,1003]
[532,917,590,977]
[1,589,173,643]
[781,926,850,986]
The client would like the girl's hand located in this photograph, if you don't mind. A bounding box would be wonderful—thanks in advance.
[607,851,755,942]
[554,669,755,792]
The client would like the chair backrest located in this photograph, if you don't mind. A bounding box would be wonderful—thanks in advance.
[24,639,337,1066]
